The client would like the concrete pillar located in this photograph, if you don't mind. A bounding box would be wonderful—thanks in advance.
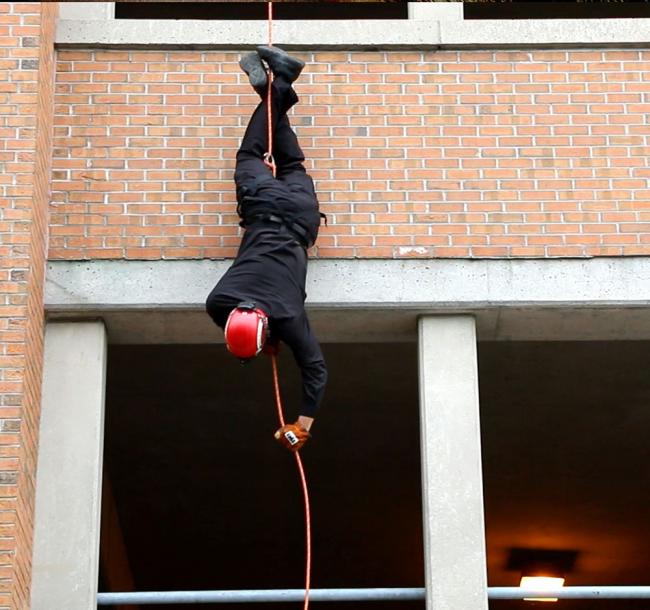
[58,2,114,20]
[418,316,488,610]
[31,321,108,610]
[408,1,463,21]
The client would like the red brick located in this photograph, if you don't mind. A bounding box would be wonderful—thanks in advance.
[33,49,650,266]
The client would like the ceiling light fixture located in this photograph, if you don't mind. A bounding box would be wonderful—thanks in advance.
[520,575,565,602]
[507,547,578,604]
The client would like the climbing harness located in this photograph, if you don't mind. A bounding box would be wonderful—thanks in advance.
[264,4,311,608]
[271,352,312,610]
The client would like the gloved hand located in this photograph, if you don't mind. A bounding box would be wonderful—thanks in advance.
[274,422,311,452]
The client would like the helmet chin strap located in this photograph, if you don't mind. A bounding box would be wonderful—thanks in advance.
[235,300,258,311]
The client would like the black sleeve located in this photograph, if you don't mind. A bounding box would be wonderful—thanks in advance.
[272,313,327,418]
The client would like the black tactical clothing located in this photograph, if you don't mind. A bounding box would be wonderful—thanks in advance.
[206,77,327,417]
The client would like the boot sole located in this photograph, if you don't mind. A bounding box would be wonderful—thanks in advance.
[257,45,305,83]
[239,54,268,92]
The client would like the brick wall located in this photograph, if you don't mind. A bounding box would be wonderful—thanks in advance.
[0,2,57,607]
[51,49,650,260]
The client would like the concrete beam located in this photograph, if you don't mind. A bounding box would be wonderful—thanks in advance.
[56,18,441,50]
[58,2,114,21]
[418,316,488,610]
[31,322,107,610]
[409,2,463,22]
[56,16,650,49]
[441,18,650,49]
[45,258,650,309]
[43,258,650,343]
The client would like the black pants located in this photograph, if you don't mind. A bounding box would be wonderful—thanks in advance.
[234,76,317,202]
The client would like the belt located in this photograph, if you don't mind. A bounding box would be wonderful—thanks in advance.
[246,214,312,248]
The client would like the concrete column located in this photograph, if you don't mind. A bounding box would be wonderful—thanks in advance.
[408,1,463,21]
[58,2,114,20]
[31,321,108,610]
[418,316,488,610]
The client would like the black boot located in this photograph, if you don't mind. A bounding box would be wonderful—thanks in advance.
[257,45,305,83]
[239,52,268,96]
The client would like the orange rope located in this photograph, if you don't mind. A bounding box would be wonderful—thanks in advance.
[266,7,309,602]
[271,353,312,610]
[264,1,276,177]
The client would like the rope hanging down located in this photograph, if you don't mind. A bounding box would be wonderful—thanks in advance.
[266,5,311,608]
[271,353,312,610]
[263,1,276,176]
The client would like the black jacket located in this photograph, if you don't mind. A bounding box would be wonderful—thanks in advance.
[206,189,327,417]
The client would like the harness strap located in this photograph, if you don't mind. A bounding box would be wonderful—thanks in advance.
[242,212,314,248]
[236,173,275,217]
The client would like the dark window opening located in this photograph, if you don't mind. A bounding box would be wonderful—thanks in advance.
[101,343,423,610]
[115,2,408,21]
[480,341,650,610]
[465,1,650,20]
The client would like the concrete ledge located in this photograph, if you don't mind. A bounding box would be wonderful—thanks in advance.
[58,1,114,21]
[45,258,650,343]
[441,18,650,49]
[56,18,650,49]
[45,258,650,310]
[55,19,441,50]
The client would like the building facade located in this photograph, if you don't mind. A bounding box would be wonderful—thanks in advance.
[1,1,650,608]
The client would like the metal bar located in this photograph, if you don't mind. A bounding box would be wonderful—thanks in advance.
[490,587,650,600]
[97,586,650,605]
[97,588,425,604]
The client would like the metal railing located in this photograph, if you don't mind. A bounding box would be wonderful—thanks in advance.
[490,586,650,599]
[97,586,650,605]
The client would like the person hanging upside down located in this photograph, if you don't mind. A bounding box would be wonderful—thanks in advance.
[206,46,327,452]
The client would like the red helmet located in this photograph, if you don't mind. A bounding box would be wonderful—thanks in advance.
[224,302,269,361]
